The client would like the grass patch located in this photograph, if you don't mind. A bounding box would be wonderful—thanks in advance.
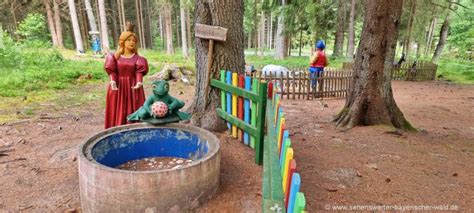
[0,48,105,97]
[436,58,474,84]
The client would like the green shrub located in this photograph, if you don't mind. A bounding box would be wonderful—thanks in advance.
[16,13,51,48]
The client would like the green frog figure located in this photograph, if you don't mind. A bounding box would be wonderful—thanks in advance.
[127,80,191,124]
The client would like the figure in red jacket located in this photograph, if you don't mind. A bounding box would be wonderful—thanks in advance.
[104,22,148,129]
[309,40,328,89]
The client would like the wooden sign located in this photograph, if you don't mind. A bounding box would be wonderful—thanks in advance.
[195,23,228,42]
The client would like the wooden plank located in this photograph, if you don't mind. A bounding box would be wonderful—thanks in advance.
[286,71,290,99]
[232,73,238,138]
[238,75,244,142]
[298,71,302,99]
[287,173,301,213]
[279,71,284,97]
[244,76,251,146]
[195,23,228,41]
[211,79,260,102]
[255,81,267,165]
[216,108,257,136]
[306,73,311,100]
[250,78,258,149]
[291,71,296,100]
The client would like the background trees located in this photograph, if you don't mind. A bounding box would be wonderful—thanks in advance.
[0,0,470,61]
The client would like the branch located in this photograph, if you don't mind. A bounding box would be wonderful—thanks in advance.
[447,1,468,9]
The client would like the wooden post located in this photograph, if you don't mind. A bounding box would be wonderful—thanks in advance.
[195,23,228,106]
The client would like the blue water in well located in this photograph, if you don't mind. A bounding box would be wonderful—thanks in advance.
[91,128,209,168]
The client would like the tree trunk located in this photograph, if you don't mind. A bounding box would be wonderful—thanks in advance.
[135,0,144,49]
[146,0,153,48]
[180,0,189,58]
[404,0,416,59]
[298,27,302,56]
[44,0,59,47]
[10,0,20,41]
[288,35,293,56]
[98,0,110,52]
[68,0,84,53]
[335,0,414,130]
[139,0,146,48]
[53,0,64,48]
[186,9,192,49]
[269,14,273,49]
[116,0,123,31]
[109,0,119,47]
[163,2,174,54]
[333,0,346,57]
[176,9,181,48]
[81,0,90,49]
[432,12,450,64]
[190,0,245,131]
[253,0,258,56]
[159,11,164,49]
[84,0,99,33]
[424,16,437,56]
[346,0,356,59]
[247,30,252,49]
[274,0,287,59]
[259,11,265,56]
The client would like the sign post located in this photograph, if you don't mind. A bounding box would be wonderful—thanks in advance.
[195,23,228,105]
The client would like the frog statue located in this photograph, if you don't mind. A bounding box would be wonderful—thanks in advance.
[127,80,191,124]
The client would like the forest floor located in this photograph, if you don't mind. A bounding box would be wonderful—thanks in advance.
[0,80,473,212]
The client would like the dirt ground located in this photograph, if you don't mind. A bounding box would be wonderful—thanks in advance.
[0,80,473,212]
[282,81,474,211]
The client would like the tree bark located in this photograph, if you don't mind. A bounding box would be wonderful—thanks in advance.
[190,0,245,131]
[333,0,346,57]
[68,0,84,53]
[163,2,174,54]
[298,27,302,56]
[180,0,189,58]
[346,0,356,59]
[253,0,258,56]
[135,0,144,49]
[432,11,451,64]
[404,0,416,59]
[269,13,273,49]
[424,16,437,56]
[53,0,64,48]
[335,0,414,130]
[259,11,265,56]
[146,0,153,48]
[98,0,110,52]
[176,8,181,48]
[109,0,119,47]
[159,11,164,49]
[44,0,59,47]
[186,8,192,49]
[84,0,99,33]
[274,0,287,59]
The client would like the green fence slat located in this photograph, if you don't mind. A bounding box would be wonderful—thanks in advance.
[216,108,258,136]
[211,79,260,102]
[255,81,267,165]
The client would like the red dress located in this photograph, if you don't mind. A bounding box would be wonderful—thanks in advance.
[104,53,148,129]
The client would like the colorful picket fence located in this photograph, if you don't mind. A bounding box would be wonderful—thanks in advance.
[210,70,268,165]
[262,81,306,212]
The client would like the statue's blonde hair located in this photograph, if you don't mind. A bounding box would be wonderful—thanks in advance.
[115,22,139,59]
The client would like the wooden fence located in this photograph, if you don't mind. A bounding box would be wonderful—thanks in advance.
[211,71,267,165]
[343,60,438,81]
[253,68,353,100]
[255,60,437,100]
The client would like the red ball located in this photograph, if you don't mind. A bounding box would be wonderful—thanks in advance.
[151,101,168,117]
